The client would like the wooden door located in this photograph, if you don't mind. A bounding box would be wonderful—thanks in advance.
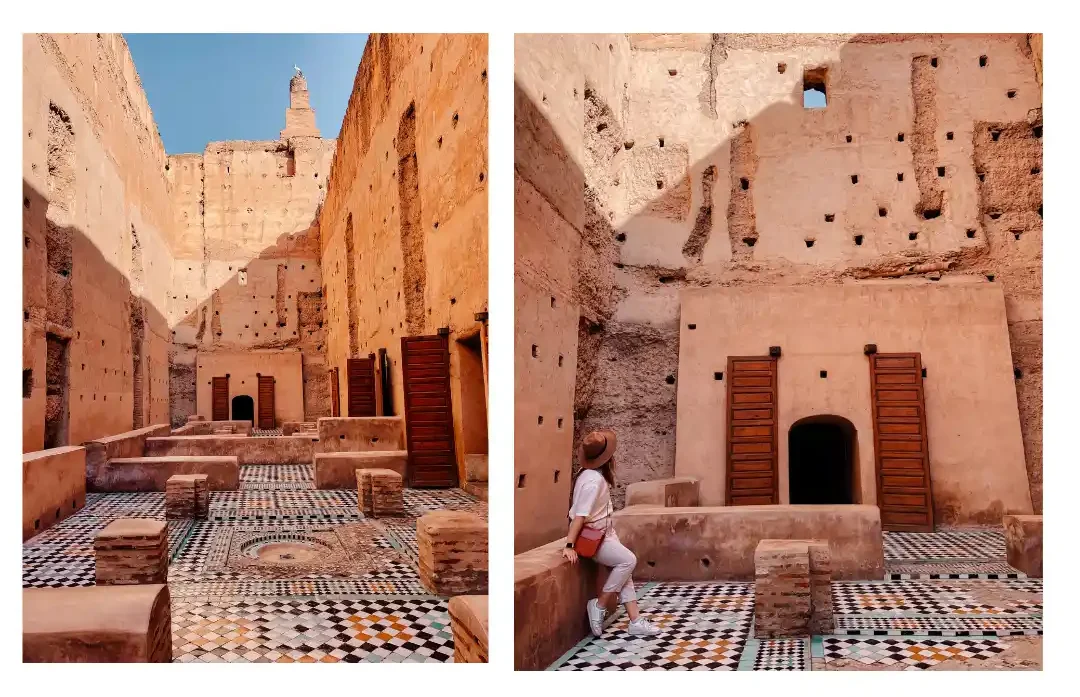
[257,375,275,429]
[869,352,934,532]
[211,376,229,421]
[725,356,779,505]
[330,367,341,417]
[347,355,377,417]
[401,334,458,488]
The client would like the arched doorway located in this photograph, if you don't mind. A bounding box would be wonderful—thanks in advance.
[231,395,254,423]
[788,415,857,504]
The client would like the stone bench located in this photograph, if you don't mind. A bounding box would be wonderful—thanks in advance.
[23,445,86,541]
[316,416,405,453]
[625,476,700,508]
[1004,514,1043,578]
[84,424,172,491]
[166,474,209,519]
[94,519,169,585]
[315,450,408,489]
[23,585,173,662]
[418,511,488,596]
[143,435,315,465]
[754,539,833,638]
[449,595,489,663]
[358,468,405,517]
[611,504,884,581]
[514,539,599,671]
[94,456,239,492]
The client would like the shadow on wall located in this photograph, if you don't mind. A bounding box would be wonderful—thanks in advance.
[23,180,172,450]
[515,33,1043,546]
[167,214,329,428]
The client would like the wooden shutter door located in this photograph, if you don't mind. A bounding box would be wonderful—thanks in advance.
[869,352,934,532]
[211,376,229,421]
[330,367,340,417]
[401,334,458,488]
[725,356,779,505]
[257,375,275,429]
[346,355,377,417]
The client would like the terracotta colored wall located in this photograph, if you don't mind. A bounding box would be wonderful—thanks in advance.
[195,350,305,425]
[514,33,1043,548]
[23,445,86,540]
[676,283,1032,524]
[319,34,489,486]
[23,34,175,452]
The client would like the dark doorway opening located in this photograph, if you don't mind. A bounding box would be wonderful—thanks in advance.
[788,415,856,504]
[231,395,254,423]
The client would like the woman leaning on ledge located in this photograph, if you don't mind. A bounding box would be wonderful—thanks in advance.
[562,429,660,638]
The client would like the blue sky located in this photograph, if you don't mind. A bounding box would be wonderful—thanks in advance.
[125,34,368,154]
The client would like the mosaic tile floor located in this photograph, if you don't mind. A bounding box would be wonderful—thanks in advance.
[550,527,1042,671]
[23,463,486,663]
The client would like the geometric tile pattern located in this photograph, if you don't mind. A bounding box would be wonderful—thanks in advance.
[886,561,1027,580]
[821,637,1008,670]
[831,580,1043,616]
[172,596,454,663]
[832,616,1043,637]
[22,460,486,663]
[883,529,1007,561]
[751,638,808,670]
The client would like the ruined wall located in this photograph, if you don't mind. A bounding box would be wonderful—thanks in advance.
[319,34,489,484]
[514,33,1043,549]
[166,93,336,426]
[23,33,174,451]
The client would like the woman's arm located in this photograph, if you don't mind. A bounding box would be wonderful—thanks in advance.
[562,516,587,563]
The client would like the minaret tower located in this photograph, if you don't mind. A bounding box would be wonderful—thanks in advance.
[280,68,320,139]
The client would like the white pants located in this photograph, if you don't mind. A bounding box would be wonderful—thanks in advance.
[593,528,637,604]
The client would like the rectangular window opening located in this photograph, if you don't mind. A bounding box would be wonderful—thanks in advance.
[802,67,828,109]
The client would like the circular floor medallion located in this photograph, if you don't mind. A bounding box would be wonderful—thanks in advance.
[239,533,332,564]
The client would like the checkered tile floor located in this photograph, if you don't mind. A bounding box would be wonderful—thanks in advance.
[551,527,1042,671]
[23,464,486,663]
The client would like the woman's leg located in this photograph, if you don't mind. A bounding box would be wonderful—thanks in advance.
[593,532,639,616]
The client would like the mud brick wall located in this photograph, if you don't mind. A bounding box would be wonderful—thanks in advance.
[514,33,1043,550]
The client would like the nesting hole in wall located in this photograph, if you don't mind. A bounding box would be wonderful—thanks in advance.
[538,415,544,425]
[922,367,928,378]
[986,274,996,282]
[656,179,664,190]
[688,323,697,330]
[931,57,939,68]
[553,470,560,483]
[1031,167,1041,175]
[740,177,749,190]
[980,55,988,67]
[897,133,905,142]
[668,68,677,76]
[946,131,954,140]
[743,237,757,247]
[647,560,656,568]
[1007,90,1017,99]
[1013,230,1023,241]
[531,344,538,358]
[977,171,986,182]
[596,123,608,133]
[923,209,941,220]
[990,129,1001,142]
[616,232,626,242]
[854,234,864,246]
[777,62,787,74]
[1014,367,1023,380]
[1033,125,1042,138]
[909,232,918,241]
[967,229,977,239]
[989,212,1002,220]
[878,207,888,217]
[658,137,665,147]
[665,374,676,385]
[805,239,815,248]
[824,214,835,223]
[517,474,526,489]
[846,135,853,143]
[700,558,712,569]
[937,166,946,177]
[897,172,904,182]
[558,418,563,429]
[714,371,723,381]
[850,174,858,184]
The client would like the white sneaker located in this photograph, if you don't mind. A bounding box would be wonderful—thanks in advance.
[627,617,661,637]
[586,598,607,637]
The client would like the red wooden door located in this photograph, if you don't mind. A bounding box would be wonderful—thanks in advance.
[401,334,458,488]
[257,375,275,429]
[211,376,229,421]
[869,352,934,532]
[725,356,779,505]
[330,367,341,417]
[347,355,377,417]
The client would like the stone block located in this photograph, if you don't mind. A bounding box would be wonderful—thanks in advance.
[800,539,834,634]
[1004,514,1043,578]
[316,450,407,489]
[625,476,700,508]
[754,539,812,638]
[418,511,488,596]
[357,468,404,517]
[23,585,173,662]
[448,595,488,663]
[165,473,209,519]
[94,518,168,585]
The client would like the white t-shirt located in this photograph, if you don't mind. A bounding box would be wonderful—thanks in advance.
[568,469,613,526]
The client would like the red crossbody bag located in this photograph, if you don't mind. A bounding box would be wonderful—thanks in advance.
[573,525,607,558]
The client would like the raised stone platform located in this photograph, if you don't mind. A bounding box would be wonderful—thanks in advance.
[418,510,488,596]
[23,584,173,662]
[1004,515,1043,578]
[94,455,239,492]
[612,504,884,581]
[84,424,172,491]
[23,445,85,540]
[315,450,408,489]
[449,595,489,663]
[358,468,405,517]
[625,476,700,508]
[144,435,315,466]
[94,518,169,585]
[316,416,405,453]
